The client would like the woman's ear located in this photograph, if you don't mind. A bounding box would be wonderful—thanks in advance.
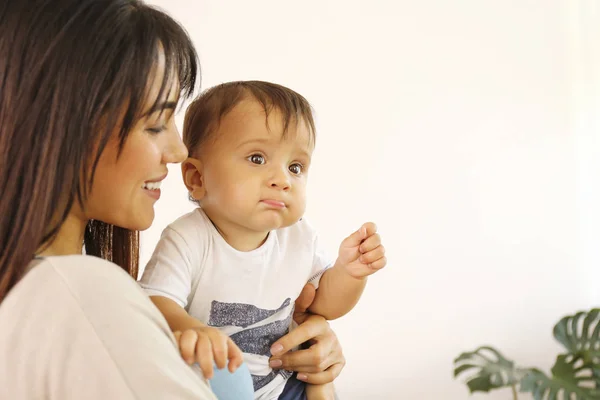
[181,157,206,201]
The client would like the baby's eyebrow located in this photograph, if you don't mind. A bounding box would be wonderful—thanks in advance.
[296,148,312,159]
[235,137,271,149]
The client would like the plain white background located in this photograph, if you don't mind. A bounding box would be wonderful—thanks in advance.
[141,1,600,399]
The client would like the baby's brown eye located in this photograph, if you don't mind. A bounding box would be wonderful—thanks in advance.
[289,163,303,175]
[249,154,265,164]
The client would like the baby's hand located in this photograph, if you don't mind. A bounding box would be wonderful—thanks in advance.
[173,326,244,380]
[337,222,386,279]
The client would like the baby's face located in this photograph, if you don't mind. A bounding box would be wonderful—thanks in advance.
[197,99,314,240]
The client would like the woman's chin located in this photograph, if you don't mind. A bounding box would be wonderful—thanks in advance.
[114,210,155,232]
[134,214,155,231]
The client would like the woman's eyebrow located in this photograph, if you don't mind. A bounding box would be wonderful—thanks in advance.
[143,101,177,117]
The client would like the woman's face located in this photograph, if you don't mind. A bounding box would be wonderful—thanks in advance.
[84,62,188,231]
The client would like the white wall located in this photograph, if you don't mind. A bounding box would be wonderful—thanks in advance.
[573,1,600,308]
[141,1,597,399]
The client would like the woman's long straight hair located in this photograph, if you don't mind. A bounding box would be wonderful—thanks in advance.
[0,0,199,300]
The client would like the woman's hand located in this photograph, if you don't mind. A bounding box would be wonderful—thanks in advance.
[268,284,346,384]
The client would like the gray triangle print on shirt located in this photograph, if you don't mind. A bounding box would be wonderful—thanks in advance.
[208,298,292,328]
[207,298,294,392]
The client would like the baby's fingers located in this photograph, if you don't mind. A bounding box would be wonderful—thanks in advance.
[359,233,381,253]
[227,337,244,373]
[179,330,200,365]
[173,330,182,342]
[365,255,387,271]
[359,244,386,265]
[209,330,229,370]
[195,334,215,379]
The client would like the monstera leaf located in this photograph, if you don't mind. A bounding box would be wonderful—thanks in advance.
[517,309,600,399]
[519,355,600,400]
[454,346,526,394]
[454,309,600,399]
[553,309,600,369]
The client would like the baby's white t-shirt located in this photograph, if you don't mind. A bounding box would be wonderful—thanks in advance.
[139,208,333,400]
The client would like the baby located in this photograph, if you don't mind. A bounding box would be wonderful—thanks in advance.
[140,81,386,400]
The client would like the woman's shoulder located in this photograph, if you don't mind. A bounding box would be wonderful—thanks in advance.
[41,254,137,284]
[0,255,217,399]
[34,254,134,279]
[14,255,142,303]
[0,255,160,338]
[0,255,151,330]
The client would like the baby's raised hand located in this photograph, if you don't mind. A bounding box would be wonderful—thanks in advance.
[337,222,386,279]
[173,326,244,380]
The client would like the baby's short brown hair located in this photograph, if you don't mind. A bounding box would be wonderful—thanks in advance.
[183,80,316,156]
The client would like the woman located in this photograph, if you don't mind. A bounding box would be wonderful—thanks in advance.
[0,0,344,398]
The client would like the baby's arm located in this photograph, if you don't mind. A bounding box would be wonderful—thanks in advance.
[150,295,243,379]
[139,226,243,378]
[309,262,368,320]
[150,295,206,333]
[309,222,386,320]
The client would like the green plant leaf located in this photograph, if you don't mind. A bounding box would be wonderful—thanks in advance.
[520,355,600,400]
[518,309,600,399]
[554,309,600,367]
[454,309,600,398]
[454,346,525,393]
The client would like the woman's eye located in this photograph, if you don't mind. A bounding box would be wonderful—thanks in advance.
[146,126,166,134]
[289,163,303,175]
[249,154,265,165]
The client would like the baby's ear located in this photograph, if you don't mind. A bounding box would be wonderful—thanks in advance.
[181,157,206,201]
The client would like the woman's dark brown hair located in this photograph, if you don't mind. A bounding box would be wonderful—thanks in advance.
[0,0,199,301]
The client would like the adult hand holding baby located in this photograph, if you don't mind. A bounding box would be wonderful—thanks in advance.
[268,284,346,385]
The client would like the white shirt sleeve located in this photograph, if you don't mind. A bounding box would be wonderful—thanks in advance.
[308,231,336,289]
[139,226,195,308]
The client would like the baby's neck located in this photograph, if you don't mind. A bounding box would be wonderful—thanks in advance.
[207,216,269,252]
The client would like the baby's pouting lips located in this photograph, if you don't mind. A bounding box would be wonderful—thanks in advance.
[260,199,286,208]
